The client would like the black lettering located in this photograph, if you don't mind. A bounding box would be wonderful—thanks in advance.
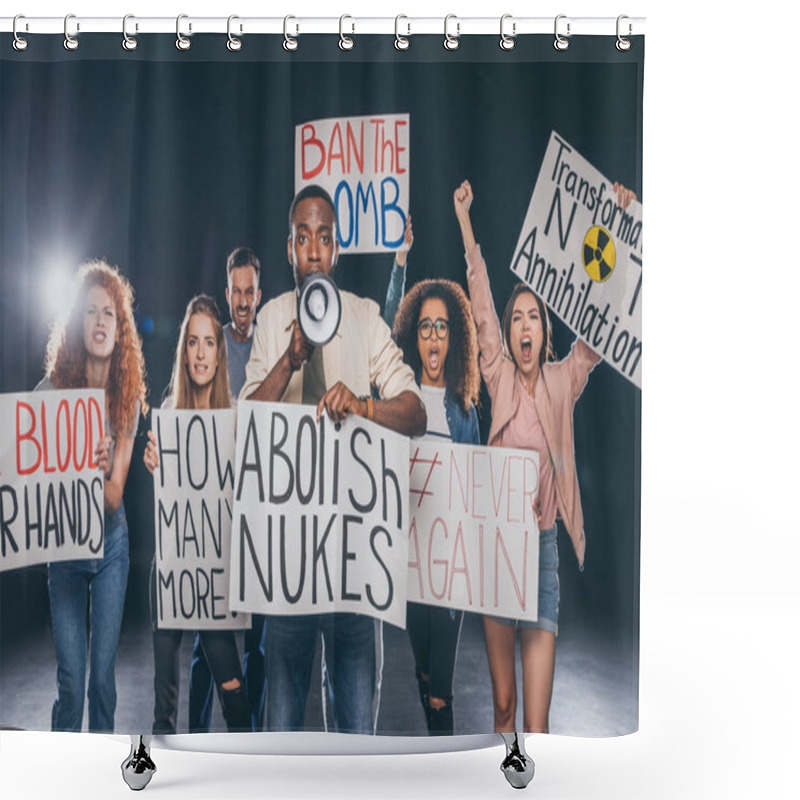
[24,483,42,551]
[179,569,196,618]
[236,410,265,503]
[201,498,224,559]
[212,415,235,491]
[88,476,104,555]
[157,568,177,622]
[341,514,362,602]
[544,187,577,251]
[269,412,294,504]
[312,513,336,603]
[280,515,306,603]
[348,428,377,513]
[239,513,272,602]
[366,525,394,612]
[381,440,403,529]
[157,499,178,561]
[0,485,19,556]
[157,414,181,489]
[295,415,317,505]
[186,414,209,490]
[58,482,76,547]
[210,568,226,620]
[195,567,210,619]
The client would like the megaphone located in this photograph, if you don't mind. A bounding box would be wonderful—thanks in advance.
[297,273,342,347]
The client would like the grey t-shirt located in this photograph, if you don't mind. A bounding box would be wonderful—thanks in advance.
[224,322,254,399]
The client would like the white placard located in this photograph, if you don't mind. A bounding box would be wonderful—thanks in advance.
[510,131,642,388]
[152,409,250,630]
[295,113,410,254]
[230,401,409,629]
[407,440,540,621]
[1,389,105,571]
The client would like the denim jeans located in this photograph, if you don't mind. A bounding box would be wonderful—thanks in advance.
[189,614,267,732]
[47,502,130,732]
[266,613,378,734]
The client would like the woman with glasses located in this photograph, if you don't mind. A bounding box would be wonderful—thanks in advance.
[388,246,481,735]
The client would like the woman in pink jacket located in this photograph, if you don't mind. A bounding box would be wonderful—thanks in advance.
[453,179,634,737]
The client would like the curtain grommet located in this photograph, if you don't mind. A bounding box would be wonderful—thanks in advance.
[500,14,516,51]
[12,15,29,51]
[339,15,355,51]
[122,15,138,51]
[227,15,242,52]
[394,15,410,50]
[554,14,570,51]
[444,14,460,51]
[64,14,80,51]
[283,15,299,51]
[616,15,632,51]
[176,14,191,50]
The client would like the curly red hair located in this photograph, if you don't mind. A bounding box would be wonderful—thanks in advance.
[44,260,149,434]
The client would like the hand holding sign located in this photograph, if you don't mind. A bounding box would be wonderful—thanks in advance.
[94,435,112,476]
[143,429,159,473]
[396,214,414,268]
[316,381,366,424]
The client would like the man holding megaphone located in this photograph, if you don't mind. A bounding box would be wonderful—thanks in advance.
[241,184,425,735]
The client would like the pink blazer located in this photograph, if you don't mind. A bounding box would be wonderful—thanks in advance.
[466,245,600,567]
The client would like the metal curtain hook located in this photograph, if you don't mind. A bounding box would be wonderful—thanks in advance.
[176,14,191,50]
[500,14,516,50]
[616,15,632,51]
[554,14,570,51]
[64,13,79,51]
[283,15,298,51]
[227,15,242,51]
[122,15,138,51]
[395,15,410,50]
[339,15,354,50]
[444,14,460,51]
[12,14,29,51]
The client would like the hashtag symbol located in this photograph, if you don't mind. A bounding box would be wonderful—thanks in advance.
[409,446,442,508]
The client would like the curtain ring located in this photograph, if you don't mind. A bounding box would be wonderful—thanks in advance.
[227,15,242,51]
[500,14,516,50]
[554,14,570,51]
[12,15,29,51]
[122,15,138,51]
[176,14,191,50]
[444,14,460,51]
[616,15,632,51]
[394,15,410,50]
[339,15,354,50]
[283,15,299,51]
[64,13,79,51]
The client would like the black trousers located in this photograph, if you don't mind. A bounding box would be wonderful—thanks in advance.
[406,602,464,702]
[149,560,250,733]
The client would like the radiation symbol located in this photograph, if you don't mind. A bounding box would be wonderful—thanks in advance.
[582,226,616,283]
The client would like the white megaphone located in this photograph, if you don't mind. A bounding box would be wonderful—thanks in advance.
[297,273,342,347]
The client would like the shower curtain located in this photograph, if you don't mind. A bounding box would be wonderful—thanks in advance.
[0,27,643,739]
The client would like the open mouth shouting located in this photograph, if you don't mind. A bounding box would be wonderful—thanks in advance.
[520,335,533,363]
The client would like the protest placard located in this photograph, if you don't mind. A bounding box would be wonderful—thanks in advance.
[510,131,642,388]
[406,440,540,621]
[295,114,410,254]
[152,409,250,630]
[0,389,105,571]
[230,401,409,628]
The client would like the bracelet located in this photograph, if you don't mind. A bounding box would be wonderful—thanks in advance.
[360,395,374,421]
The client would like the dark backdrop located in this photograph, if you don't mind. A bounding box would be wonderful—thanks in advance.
[1,34,642,661]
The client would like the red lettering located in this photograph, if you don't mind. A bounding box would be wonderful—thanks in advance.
[448,521,472,604]
[40,401,56,473]
[15,401,41,475]
[369,119,384,171]
[87,397,103,470]
[327,122,345,175]
[427,517,448,600]
[407,518,424,599]
[523,457,539,526]
[346,122,364,174]
[301,124,325,180]
[394,120,408,174]
[56,399,72,472]
[494,527,527,612]
[73,398,88,471]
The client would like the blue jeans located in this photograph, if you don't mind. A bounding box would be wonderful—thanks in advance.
[47,503,130,732]
[189,614,267,732]
[266,613,377,734]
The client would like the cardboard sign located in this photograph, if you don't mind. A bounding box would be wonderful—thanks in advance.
[230,401,409,628]
[510,131,643,388]
[152,409,250,630]
[407,441,540,621]
[0,389,105,571]
[295,114,410,254]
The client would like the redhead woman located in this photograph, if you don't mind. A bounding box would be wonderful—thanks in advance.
[389,275,481,735]
[38,260,148,732]
[143,294,250,733]
[453,179,634,737]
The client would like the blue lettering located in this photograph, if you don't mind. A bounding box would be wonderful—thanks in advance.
[334,181,354,248]
[381,177,405,248]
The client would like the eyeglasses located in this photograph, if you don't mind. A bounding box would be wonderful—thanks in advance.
[417,317,449,340]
